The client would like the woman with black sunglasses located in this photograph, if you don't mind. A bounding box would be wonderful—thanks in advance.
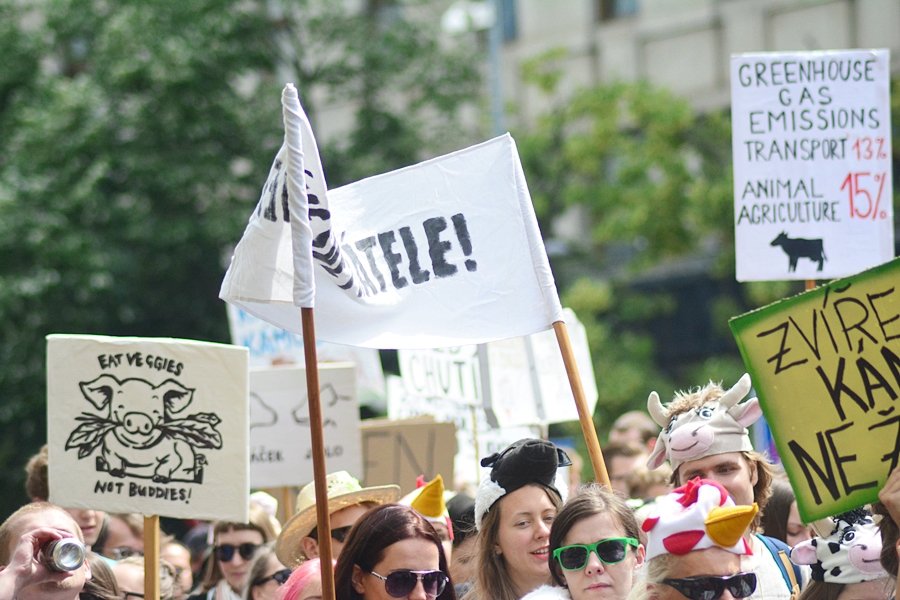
[243,543,290,600]
[521,484,645,600]
[188,504,281,600]
[334,503,456,600]
[631,478,760,600]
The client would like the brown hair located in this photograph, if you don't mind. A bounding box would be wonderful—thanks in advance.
[466,484,562,600]
[0,502,82,565]
[24,444,49,501]
[334,503,456,600]
[81,551,121,600]
[797,580,846,600]
[873,501,899,577]
[760,480,795,544]
[197,503,279,593]
[547,484,641,587]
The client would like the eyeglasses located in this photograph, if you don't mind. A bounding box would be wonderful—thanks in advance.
[111,547,143,560]
[122,593,144,599]
[661,573,757,600]
[214,542,259,562]
[553,537,639,571]
[252,567,292,587]
[309,525,353,543]
[368,569,449,598]
[330,525,352,543]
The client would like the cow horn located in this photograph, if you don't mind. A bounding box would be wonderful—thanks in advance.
[719,373,751,409]
[647,391,668,427]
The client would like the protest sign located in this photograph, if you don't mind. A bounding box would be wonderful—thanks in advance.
[221,132,564,348]
[730,256,900,521]
[46,335,249,521]
[360,417,457,494]
[386,375,541,488]
[397,308,597,425]
[227,305,386,407]
[731,49,894,281]
[250,364,360,488]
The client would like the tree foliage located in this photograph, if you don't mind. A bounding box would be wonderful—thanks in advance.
[0,0,480,519]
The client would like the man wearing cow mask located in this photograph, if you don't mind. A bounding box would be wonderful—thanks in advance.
[645,373,809,599]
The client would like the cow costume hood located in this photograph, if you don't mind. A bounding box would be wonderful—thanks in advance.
[474,438,571,531]
[646,373,762,472]
[790,508,888,584]
[641,478,758,561]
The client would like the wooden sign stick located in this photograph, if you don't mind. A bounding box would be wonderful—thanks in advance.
[553,321,610,487]
[144,515,160,600]
[301,307,336,600]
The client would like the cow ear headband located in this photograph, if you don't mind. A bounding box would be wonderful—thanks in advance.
[790,508,889,584]
[641,478,758,561]
[646,373,762,472]
[474,439,572,531]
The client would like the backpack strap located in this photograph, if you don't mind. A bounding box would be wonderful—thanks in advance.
[756,533,801,597]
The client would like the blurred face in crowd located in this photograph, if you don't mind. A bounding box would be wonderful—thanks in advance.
[113,561,144,599]
[63,508,104,547]
[250,553,288,600]
[495,484,557,596]
[160,541,193,599]
[101,515,143,560]
[785,502,813,548]
[304,504,370,560]
[608,454,646,496]
[217,528,265,593]
[677,452,757,506]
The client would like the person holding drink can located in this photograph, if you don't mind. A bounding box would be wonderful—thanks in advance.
[0,501,91,600]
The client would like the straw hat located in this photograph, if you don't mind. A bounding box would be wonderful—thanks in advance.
[275,471,400,567]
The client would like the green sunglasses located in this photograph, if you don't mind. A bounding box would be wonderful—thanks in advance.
[552,537,639,571]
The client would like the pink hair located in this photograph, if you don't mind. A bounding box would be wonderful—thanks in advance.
[278,558,332,600]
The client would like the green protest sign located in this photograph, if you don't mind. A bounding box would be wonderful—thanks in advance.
[730,256,900,521]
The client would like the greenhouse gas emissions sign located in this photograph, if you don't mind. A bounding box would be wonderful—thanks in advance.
[731,49,894,282]
[730,257,900,521]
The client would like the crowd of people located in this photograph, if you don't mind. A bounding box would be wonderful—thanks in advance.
[2,373,899,600]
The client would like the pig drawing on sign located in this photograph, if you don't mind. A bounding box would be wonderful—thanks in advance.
[770,231,827,272]
[65,374,223,484]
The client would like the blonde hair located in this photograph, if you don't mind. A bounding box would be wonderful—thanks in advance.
[0,502,81,565]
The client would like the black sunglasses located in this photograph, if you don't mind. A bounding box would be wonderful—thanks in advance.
[252,567,292,587]
[553,537,639,571]
[368,569,448,599]
[214,542,259,562]
[309,525,353,543]
[661,573,757,600]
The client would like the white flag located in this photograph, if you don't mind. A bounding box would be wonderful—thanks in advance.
[221,94,564,348]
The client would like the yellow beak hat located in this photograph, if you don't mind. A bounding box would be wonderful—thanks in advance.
[401,474,453,540]
[641,477,758,560]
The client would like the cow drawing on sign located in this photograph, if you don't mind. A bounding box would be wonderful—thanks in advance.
[65,375,223,484]
[770,232,826,272]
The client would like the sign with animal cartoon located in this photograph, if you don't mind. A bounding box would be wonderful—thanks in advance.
[249,363,361,488]
[729,256,900,521]
[46,335,249,521]
[731,49,894,281]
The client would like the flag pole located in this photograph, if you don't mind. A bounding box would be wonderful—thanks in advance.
[143,515,160,600]
[552,320,610,487]
[301,307,336,600]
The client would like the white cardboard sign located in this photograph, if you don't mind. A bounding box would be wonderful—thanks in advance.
[731,49,894,281]
[249,364,361,488]
[47,335,249,522]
